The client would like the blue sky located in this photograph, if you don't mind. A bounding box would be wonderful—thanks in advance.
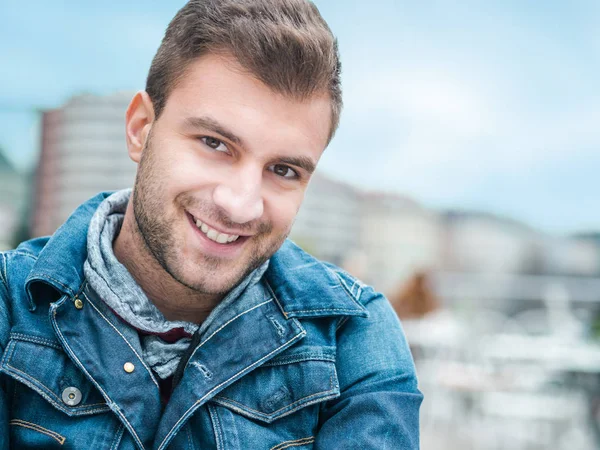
[0,0,598,234]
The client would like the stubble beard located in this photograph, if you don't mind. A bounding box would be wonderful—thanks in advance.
[131,133,289,296]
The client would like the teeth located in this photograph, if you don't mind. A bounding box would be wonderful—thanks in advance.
[194,218,240,244]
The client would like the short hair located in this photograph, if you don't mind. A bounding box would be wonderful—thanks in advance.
[146,0,342,142]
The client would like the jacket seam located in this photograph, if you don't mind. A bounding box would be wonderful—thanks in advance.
[10,332,62,350]
[328,267,367,310]
[109,423,126,450]
[262,354,335,367]
[50,304,147,450]
[82,290,160,390]
[270,436,315,450]
[264,281,288,319]
[208,404,224,450]
[213,365,337,420]
[185,298,274,368]
[0,252,7,286]
[4,362,109,414]
[5,251,37,260]
[9,419,66,445]
[157,329,306,450]
[214,386,337,419]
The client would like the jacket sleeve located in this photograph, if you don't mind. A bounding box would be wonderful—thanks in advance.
[0,254,10,449]
[315,289,422,449]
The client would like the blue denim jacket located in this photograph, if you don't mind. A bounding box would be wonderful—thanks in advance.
[0,193,422,449]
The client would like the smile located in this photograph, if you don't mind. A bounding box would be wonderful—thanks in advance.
[194,218,240,244]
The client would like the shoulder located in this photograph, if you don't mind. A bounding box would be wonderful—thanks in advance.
[0,239,49,343]
[0,237,48,289]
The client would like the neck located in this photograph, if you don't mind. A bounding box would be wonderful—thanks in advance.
[113,201,220,324]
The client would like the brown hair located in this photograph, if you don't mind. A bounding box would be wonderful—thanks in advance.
[146,0,342,141]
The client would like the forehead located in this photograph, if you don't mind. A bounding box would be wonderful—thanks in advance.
[160,54,332,155]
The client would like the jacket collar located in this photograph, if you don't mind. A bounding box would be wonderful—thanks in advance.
[25,192,113,307]
[26,193,368,319]
[265,240,368,319]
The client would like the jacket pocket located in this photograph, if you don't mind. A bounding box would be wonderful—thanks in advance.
[0,333,110,416]
[211,346,340,423]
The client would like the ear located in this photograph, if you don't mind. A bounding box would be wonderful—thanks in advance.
[125,91,155,163]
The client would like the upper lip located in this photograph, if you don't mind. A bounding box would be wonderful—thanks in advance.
[187,211,252,237]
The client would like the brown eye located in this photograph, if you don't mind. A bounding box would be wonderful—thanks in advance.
[269,164,298,179]
[201,137,228,152]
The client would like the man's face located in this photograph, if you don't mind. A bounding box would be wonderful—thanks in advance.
[131,54,331,296]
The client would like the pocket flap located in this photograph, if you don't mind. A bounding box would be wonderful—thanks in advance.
[0,334,110,416]
[211,347,339,423]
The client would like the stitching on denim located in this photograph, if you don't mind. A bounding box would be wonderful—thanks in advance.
[9,419,66,445]
[0,252,7,286]
[28,272,74,296]
[214,387,336,419]
[270,437,315,450]
[186,424,195,450]
[4,363,109,413]
[329,268,366,310]
[213,363,338,421]
[6,251,38,260]
[262,354,336,367]
[208,404,224,450]
[50,306,146,450]
[264,281,288,319]
[185,299,274,366]
[10,333,62,350]
[110,423,126,450]
[157,329,306,450]
[82,291,159,389]
[283,308,363,314]
[4,340,65,410]
[335,316,349,332]
[267,314,285,336]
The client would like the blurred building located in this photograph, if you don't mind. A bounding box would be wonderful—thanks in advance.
[542,236,600,276]
[0,149,28,250]
[290,173,362,266]
[441,211,539,274]
[291,180,444,293]
[360,192,443,293]
[32,92,136,236]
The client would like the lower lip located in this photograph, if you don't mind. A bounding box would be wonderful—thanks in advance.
[186,212,247,257]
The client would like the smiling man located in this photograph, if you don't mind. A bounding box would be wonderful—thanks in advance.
[0,1,422,449]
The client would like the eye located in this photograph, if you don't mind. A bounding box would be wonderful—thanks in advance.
[269,164,299,179]
[201,136,228,153]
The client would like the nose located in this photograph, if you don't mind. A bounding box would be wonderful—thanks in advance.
[212,167,264,224]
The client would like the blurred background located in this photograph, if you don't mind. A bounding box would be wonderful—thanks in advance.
[1,1,599,448]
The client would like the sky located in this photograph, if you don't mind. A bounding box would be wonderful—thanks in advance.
[0,0,598,235]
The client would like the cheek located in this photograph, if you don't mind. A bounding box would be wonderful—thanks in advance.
[265,193,304,232]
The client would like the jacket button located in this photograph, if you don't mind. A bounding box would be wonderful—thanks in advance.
[123,362,135,373]
[74,298,84,310]
[61,387,82,406]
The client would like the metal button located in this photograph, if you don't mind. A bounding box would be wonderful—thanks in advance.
[123,362,135,373]
[61,387,82,406]
[74,298,84,310]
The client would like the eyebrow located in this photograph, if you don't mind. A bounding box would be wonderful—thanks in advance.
[184,115,317,174]
[184,116,244,146]
[278,156,317,175]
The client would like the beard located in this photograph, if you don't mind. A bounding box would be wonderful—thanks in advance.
[131,131,289,296]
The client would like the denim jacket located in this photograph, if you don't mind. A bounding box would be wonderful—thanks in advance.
[0,193,422,449]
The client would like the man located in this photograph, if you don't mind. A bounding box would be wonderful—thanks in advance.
[0,0,422,448]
